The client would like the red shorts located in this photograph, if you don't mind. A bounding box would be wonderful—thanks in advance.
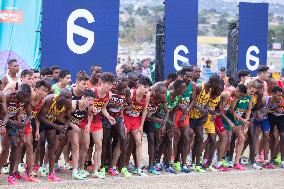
[215,116,225,134]
[79,116,102,132]
[175,109,190,128]
[124,114,141,132]
[25,123,32,136]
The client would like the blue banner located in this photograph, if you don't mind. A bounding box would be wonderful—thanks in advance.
[164,0,198,77]
[0,0,41,77]
[238,2,268,76]
[41,0,120,80]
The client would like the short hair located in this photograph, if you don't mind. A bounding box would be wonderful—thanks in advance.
[220,67,226,72]
[90,64,101,72]
[99,72,115,83]
[138,76,152,87]
[40,67,53,76]
[246,80,258,89]
[208,74,221,84]
[35,79,52,90]
[271,86,282,93]
[7,59,17,66]
[167,73,178,81]
[127,71,139,79]
[180,67,193,76]
[173,80,186,91]
[238,70,250,79]
[228,77,236,86]
[237,84,247,94]
[30,69,39,74]
[19,83,32,95]
[51,65,60,71]
[76,71,89,82]
[176,70,182,76]
[83,89,95,98]
[257,65,269,74]
[59,70,71,79]
[21,69,33,78]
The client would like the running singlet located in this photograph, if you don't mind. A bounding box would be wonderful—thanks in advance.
[166,90,180,110]
[208,96,221,112]
[93,87,109,115]
[190,83,210,119]
[273,96,284,116]
[125,89,146,118]
[71,101,87,125]
[52,84,71,96]
[31,100,43,119]
[71,88,82,100]
[107,93,126,117]
[7,92,24,120]
[6,73,20,84]
[226,95,251,120]
[46,95,66,122]
[147,94,160,117]
[179,83,192,110]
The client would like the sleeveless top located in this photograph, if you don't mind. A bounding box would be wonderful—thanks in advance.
[230,95,251,117]
[71,88,82,100]
[71,101,88,125]
[107,93,126,117]
[46,95,66,122]
[125,89,146,117]
[208,96,221,112]
[273,96,284,116]
[147,94,160,117]
[179,83,192,110]
[93,87,109,116]
[7,92,25,120]
[31,100,43,119]
[166,90,180,110]
[52,83,71,96]
[190,83,211,119]
[6,73,20,84]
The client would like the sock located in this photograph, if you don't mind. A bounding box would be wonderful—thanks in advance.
[72,169,78,174]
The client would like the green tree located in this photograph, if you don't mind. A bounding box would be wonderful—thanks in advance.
[125,4,134,15]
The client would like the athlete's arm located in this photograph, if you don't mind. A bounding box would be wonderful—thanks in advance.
[245,97,253,121]
[0,76,8,91]
[0,92,8,126]
[24,98,32,125]
[38,96,61,130]
[2,82,16,94]
[187,81,196,111]
[102,92,116,125]
[140,92,150,131]
[64,101,72,129]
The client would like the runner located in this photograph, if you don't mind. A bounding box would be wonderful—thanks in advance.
[190,74,222,173]
[144,82,168,175]
[124,76,152,176]
[40,68,53,80]
[3,84,32,185]
[79,72,116,179]
[69,89,94,180]
[163,73,177,88]
[222,84,253,170]
[38,88,72,181]
[52,70,72,95]
[173,67,196,173]
[0,59,20,90]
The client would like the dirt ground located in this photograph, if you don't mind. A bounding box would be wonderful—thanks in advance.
[0,136,283,189]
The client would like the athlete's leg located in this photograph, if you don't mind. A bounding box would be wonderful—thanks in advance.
[78,130,90,170]
[233,127,246,165]
[8,135,18,176]
[0,134,10,171]
[91,129,103,173]
[69,130,79,170]
[181,126,190,164]
[24,133,34,176]
[101,126,112,168]
[46,129,57,174]
[193,125,203,165]
[207,133,216,166]
[173,128,181,162]
[131,129,143,169]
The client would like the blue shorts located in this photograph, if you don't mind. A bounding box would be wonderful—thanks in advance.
[254,119,270,132]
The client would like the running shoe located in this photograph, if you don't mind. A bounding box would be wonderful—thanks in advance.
[280,162,284,169]
[181,164,190,173]
[221,159,229,168]
[241,157,249,165]
[194,166,206,173]
[18,163,26,173]
[262,163,274,169]
[14,171,23,180]
[256,154,264,163]
[23,173,41,183]
[2,165,9,174]
[72,171,85,180]
[215,166,229,172]
[207,165,218,172]
[38,167,48,177]
[165,165,177,174]
[274,154,281,165]
[64,163,73,171]
[228,161,234,168]
[33,164,40,172]
[7,176,17,185]
[173,162,181,172]
[99,167,106,177]
[252,163,262,170]
[148,166,160,175]
[234,164,247,170]
[154,162,164,171]
[108,167,119,176]
[121,167,132,178]
[137,169,148,177]
[48,173,62,182]
[92,171,105,179]
[127,164,138,174]
[78,169,88,178]
[87,164,95,172]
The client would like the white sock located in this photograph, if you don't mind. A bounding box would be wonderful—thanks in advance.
[73,169,78,174]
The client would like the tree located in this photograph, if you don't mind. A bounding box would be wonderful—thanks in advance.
[214,18,229,36]
[125,4,134,15]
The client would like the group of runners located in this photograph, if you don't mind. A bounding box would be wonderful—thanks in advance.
[0,59,284,185]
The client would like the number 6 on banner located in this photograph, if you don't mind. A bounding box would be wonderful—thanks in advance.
[67,9,95,55]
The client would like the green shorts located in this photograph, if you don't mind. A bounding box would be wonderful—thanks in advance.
[222,113,243,131]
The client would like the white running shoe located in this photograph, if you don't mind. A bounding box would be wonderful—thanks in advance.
[252,163,262,170]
